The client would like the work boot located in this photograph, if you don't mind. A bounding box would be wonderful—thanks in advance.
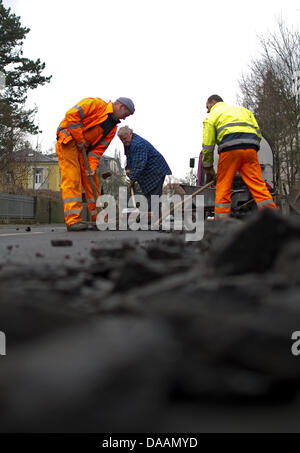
[87,224,99,231]
[66,222,88,232]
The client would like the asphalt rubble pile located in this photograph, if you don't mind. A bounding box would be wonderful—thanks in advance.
[1,209,300,432]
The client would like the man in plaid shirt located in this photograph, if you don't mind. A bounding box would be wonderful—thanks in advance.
[118,126,171,215]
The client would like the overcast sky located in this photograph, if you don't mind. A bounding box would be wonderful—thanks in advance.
[3,0,300,179]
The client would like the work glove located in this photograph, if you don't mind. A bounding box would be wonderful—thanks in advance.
[204,167,216,184]
[102,172,112,180]
[77,140,89,152]
[85,168,95,177]
[129,178,136,189]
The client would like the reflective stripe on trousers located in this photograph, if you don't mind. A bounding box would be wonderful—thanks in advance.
[214,201,231,217]
[215,202,232,209]
[63,196,82,204]
[215,212,230,220]
[56,139,101,226]
[257,198,276,208]
[64,209,82,218]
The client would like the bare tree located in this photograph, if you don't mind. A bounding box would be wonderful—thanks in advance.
[238,18,300,196]
[0,1,51,180]
[180,170,197,187]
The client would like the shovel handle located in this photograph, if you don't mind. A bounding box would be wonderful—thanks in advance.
[154,180,215,226]
[130,186,137,210]
[80,146,101,213]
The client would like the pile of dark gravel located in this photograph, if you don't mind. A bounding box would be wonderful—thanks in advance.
[1,209,300,432]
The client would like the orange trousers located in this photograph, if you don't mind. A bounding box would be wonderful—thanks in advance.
[56,140,100,226]
[215,148,277,219]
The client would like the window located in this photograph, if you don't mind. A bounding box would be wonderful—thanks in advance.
[5,172,13,184]
[34,168,44,189]
[35,168,43,184]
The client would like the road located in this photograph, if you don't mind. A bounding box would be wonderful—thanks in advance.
[1,211,300,432]
[0,224,164,266]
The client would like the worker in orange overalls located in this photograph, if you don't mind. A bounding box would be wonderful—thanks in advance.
[56,97,135,231]
[201,94,277,219]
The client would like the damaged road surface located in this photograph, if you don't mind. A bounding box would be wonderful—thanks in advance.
[1,210,300,432]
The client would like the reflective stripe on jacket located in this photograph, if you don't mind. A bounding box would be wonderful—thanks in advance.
[202,102,262,167]
[84,124,117,171]
[57,97,114,145]
[56,98,118,171]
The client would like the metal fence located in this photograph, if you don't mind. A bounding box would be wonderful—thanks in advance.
[0,193,35,219]
[0,193,88,223]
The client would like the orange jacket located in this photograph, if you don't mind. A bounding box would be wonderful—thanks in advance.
[57,98,118,170]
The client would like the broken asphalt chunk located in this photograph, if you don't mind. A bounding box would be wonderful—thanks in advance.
[51,240,73,247]
[212,209,300,275]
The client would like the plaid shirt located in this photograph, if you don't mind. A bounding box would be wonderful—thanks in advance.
[125,133,171,194]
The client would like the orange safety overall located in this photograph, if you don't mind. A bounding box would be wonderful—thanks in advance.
[56,98,118,226]
[215,148,277,219]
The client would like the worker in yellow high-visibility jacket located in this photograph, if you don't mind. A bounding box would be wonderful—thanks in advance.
[56,97,135,231]
[201,94,277,219]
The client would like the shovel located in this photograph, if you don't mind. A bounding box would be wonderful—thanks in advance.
[81,145,101,214]
[154,180,215,226]
[121,184,140,217]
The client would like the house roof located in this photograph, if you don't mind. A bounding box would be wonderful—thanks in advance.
[13,149,123,173]
[14,149,58,163]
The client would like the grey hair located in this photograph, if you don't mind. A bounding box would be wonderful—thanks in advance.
[118,126,133,136]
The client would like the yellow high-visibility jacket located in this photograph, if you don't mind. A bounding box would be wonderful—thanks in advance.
[202,102,262,168]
